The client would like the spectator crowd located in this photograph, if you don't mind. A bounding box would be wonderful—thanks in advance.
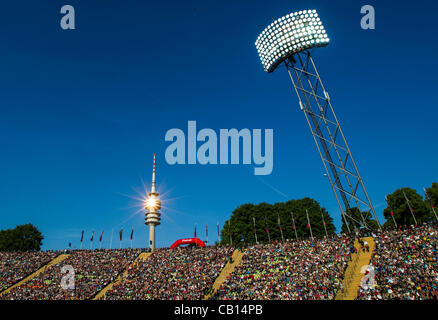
[1,223,438,300]
[357,223,438,300]
[103,246,234,300]
[214,236,353,300]
[1,249,140,300]
[0,251,58,291]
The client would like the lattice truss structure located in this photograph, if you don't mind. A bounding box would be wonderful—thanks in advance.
[255,10,381,232]
[285,52,380,232]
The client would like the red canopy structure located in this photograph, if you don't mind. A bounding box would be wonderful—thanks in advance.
[170,238,206,249]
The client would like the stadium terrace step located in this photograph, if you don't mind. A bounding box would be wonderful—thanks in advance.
[0,254,70,297]
[336,237,375,300]
[93,252,152,300]
[203,249,244,300]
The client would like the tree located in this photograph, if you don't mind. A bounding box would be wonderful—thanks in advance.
[0,224,44,251]
[383,188,429,227]
[340,207,379,234]
[220,198,336,245]
[425,183,438,209]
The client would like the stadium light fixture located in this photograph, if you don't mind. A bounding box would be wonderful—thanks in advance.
[255,10,329,73]
[255,10,381,231]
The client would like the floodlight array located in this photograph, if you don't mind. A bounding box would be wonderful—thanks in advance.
[255,9,330,73]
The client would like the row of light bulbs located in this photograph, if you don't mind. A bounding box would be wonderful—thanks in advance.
[255,10,330,72]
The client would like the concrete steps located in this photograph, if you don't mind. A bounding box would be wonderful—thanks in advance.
[93,252,152,300]
[0,254,70,296]
[203,249,244,300]
[336,237,375,300]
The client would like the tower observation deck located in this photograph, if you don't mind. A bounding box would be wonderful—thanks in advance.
[145,154,161,251]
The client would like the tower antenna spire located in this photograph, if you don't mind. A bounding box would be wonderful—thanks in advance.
[151,153,156,194]
[145,154,161,252]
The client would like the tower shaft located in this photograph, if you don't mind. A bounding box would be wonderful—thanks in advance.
[145,154,161,252]
[285,51,381,231]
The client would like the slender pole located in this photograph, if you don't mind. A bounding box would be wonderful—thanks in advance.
[217,222,220,243]
[385,196,398,228]
[309,55,381,230]
[291,212,298,241]
[253,217,258,244]
[402,190,418,225]
[119,229,123,249]
[80,230,84,250]
[265,215,271,243]
[424,187,438,222]
[228,220,232,245]
[285,55,379,232]
[321,209,328,238]
[278,213,284,242]
[206,224,208,245]
[306,209,314,241]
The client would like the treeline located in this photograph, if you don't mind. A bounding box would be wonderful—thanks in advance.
[220,182,438,245]
[220,197,336,246]
[0,224,43,251]
[382,183,438,227]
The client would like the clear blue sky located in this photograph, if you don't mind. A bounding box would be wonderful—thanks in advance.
[0,0,437,250]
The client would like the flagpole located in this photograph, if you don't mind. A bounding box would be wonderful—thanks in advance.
[306,209,314,241]
[424,187,438,222]
[217,222,220,243]
[228,220,232,245]
[385,196,398,228]
[130,227,133,249]
[402,190,418,225]
[253,217,258,244]
[109,228,113,250]
[291,212,298,242]
[99,230,103,250]
[278,213,284,242]
[265,215,271,243]
[80,230,84,250]
[321,209,328,238]
[206,224,208,245]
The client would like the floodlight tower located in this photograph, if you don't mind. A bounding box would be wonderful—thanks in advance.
[145,154,161,251]
[255,9,381,231]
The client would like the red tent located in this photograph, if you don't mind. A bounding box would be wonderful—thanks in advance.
[170,237,206,249]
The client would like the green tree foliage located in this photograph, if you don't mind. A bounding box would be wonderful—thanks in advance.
[340,207,379,234]
[0,224,43,251]
[220,198,336,246]
[425,182,438,210]
[383,188,430,227]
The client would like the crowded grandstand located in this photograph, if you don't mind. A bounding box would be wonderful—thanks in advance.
[0,222,437,300]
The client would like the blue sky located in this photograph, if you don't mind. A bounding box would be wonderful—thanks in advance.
[0,0,437,250]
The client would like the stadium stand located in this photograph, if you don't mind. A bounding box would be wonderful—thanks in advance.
[336,237,375,300]
[0,251,58,292]
[0,249,140,300]
[213,236,353,300]
[357,223,438,300]
[203,249,244,300]
[102,246,234,300]
[1,223,438,300]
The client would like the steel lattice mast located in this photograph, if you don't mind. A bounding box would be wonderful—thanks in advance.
[255,9,381,231]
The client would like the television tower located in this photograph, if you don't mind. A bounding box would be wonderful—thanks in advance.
[145,154,161,251]
[255,10,381,231]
